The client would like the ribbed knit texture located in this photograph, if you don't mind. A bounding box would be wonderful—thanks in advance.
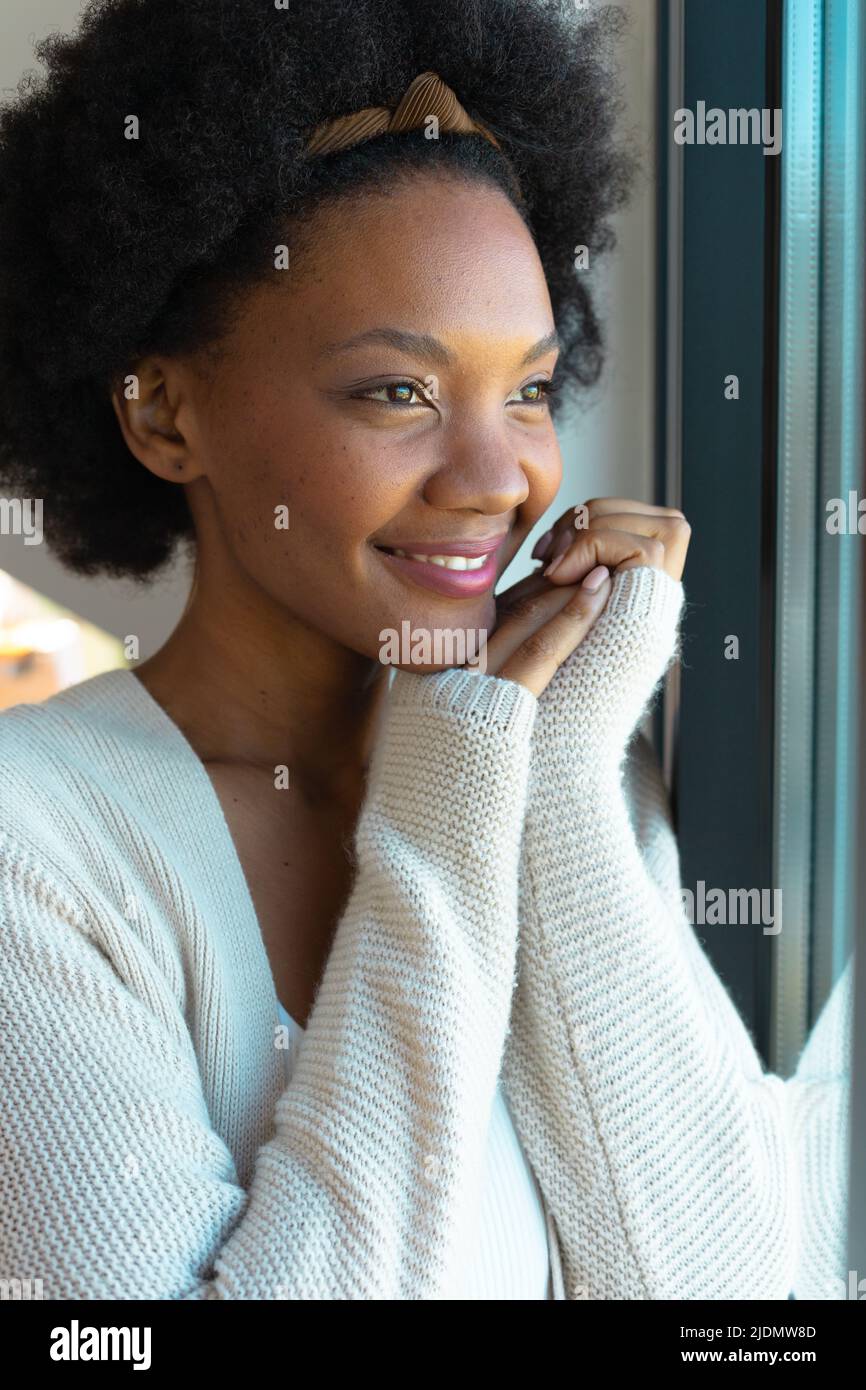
[501,565,852,1300]
[0,564,851,1299]
[275,1000,552,1299]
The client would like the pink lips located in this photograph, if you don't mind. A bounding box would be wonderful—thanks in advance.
[374,533,508,598]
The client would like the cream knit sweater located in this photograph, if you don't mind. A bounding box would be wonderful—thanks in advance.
[0,565,851,1299]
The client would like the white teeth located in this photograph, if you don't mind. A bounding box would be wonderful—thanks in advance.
[391,548,486,571]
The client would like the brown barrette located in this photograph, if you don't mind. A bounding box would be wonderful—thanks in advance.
[304,70,502,158]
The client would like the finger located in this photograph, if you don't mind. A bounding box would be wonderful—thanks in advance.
[540,498,686,564]
[493,573,613,697]
[581,513,691,579]
[545,518,690,584]
[490,581,584,669]
[580,497,686,518]
[495,568,553,611]
[541,527,665,584]
[496,571,574,615]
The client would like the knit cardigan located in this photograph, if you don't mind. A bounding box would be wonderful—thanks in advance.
[0,564,851,1299]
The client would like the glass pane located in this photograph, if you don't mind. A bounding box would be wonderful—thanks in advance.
[775,0,863,1298]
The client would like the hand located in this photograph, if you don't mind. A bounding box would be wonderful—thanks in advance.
[482,498,690,700]
[483,572,613,698]
[482,497,689,754]
[532,497,691,585]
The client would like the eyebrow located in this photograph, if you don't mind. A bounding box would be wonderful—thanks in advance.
[317,326,561,368]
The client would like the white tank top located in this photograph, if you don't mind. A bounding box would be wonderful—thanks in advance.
[276,999,552,1299]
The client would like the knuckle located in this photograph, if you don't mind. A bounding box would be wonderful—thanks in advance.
[521,630,559,664]
[560,594,595,624]
[645,537,665,564]
[508,595,547,625]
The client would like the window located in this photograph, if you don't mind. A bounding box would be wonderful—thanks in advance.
[656,0,863,1294]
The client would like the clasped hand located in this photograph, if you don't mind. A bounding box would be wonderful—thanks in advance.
[482,498,691,698]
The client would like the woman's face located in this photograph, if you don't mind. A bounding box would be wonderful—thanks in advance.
[176,171,563,670]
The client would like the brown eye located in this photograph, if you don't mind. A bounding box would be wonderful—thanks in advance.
[355,380,431,406]
[386,382,414,403]
[508,379,560,406]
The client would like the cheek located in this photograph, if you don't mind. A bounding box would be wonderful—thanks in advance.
[276,432,417,560]
[503,434,562,545]
[534,433,564,501]
[266,404,437,557]
[205,398,418,587]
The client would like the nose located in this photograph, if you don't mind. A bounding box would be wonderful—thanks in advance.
[421,421,533,516]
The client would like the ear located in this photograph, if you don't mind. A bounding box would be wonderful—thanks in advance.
[109,359,205,483]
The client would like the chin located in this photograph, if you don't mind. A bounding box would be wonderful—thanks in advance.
[372,597,494,676]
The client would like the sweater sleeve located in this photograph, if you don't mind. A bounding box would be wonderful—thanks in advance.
[0,666,537,1300]
[504,563,800,1299]
[785,955,853,1300]
[622,725,853,1300]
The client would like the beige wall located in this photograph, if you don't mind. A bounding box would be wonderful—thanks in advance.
[508,0,658,585]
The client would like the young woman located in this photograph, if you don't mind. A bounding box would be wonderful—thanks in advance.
[0,0,845,1300]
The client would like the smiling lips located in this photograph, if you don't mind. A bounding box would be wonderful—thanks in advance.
[374,533,508,597]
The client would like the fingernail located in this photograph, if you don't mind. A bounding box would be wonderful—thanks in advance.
[581,565,609,592]
[544,552,565,577]
[531,528,554,561]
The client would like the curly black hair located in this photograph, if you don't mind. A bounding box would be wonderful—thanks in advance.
[0,0,635,580]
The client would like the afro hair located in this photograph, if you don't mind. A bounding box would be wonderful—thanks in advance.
[0,0,636,580]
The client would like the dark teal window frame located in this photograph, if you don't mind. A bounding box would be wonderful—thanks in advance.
[654,0,782,1065]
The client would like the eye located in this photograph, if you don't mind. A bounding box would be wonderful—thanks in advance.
[352,379,435,407]
[508,378,560,407]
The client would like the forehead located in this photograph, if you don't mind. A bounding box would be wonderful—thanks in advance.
[248,173,554,356]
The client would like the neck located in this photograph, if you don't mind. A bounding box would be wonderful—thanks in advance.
[132,553,390,811]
